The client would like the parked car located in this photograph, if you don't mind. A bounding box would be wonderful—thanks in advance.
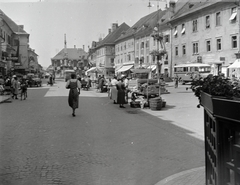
[26,73,42,87]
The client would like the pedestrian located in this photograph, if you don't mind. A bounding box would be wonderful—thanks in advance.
[11,75,19,99]
[116,77,127,108]
[66,73,81,117]
[20,78,28,100]
[99,75,105,93]
[49,75,53,86]
[175,75,179,88]
[4,76,11,94]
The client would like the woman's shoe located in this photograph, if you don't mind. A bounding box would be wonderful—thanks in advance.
[72,113,76,117]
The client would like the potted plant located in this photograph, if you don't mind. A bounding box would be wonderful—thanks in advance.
[190,74,240,122]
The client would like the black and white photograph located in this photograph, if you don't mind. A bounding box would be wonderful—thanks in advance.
[0,0,240,184]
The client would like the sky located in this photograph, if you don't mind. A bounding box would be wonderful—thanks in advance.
[0,0,169,68]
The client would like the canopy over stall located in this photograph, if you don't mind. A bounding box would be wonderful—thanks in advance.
[227,59,240,78]
[228,59,240,69]
[117,65,133,73]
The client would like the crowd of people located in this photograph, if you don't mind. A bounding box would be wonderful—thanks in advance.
[96,74,129,108]
[0,75,28,100]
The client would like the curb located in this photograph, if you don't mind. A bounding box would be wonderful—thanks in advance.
[0,95,12,103]
[155,166,205,185]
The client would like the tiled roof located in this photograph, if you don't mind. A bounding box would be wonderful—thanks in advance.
[51,48,88,61]
[96,22,130,48]
[0,9,28,34]
[116,10,163,42]
[170,0,233,21]
[134,9,167,38]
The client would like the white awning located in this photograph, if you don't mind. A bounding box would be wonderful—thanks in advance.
[147,65,157,71]
[229,12,237,21]
[173,30,178,36]
[228,59,240,69]
[86,67,97,73]
[181,27,185,34]
[117,65,133,72]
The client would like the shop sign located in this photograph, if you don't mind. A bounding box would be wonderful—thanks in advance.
[15,63,21,66]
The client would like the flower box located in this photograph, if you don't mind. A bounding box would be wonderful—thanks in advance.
[201,92,240,123]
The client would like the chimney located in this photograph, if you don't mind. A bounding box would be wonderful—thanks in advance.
[83,45,85,51]
[74,45,76,49]
[18,25,24,30]
[108,28,111,34]
[169,0,176,12]
[112,23,118,32]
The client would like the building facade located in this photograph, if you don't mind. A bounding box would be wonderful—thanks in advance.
[93,23,130,78]
[0,10,38,76]
[51,34,88,77]
[169,0,240,76]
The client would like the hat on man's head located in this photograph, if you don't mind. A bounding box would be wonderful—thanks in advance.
[13,75,16,78]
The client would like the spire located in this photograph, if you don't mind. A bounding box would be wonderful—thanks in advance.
[64,34,67,59]
[64,34,67,51]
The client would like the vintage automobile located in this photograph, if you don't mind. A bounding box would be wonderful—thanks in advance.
[26,73,42,87]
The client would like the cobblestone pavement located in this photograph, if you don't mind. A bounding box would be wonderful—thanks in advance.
[0,82,205,185]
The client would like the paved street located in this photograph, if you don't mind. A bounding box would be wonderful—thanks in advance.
[0,80,205,185]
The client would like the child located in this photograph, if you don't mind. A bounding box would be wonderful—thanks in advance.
[20,79,28,100]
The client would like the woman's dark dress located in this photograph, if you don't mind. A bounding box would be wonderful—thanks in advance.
[68,81,79,109]
[116,82,126,104]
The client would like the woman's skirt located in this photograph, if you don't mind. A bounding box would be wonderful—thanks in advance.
[117,90,126,104]
[68,89,79,109]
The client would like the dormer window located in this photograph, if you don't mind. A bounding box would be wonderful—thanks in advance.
[229,7,237,23]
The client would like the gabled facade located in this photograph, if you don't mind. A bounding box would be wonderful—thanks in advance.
[51,34,88,77]
[168,0,240,76]
[94,22,130,78]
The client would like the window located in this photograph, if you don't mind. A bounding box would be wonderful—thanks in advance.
[206,15,210,29]
[175,46,178,56]
[216,38,222,50]
[193,20,198,32]
[206,40,211,52]
[216,12,221,26]
[232,35,237,48]
[182,44,186,55]
[193,42,199,54]
[174,26,178,38]
[165,35,169,43]
[181,24,185,35]
[146,40,149,48]
[141,42,144,49]
[229,7,237,23]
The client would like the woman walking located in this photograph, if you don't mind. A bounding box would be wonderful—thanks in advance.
[66,73,81,117]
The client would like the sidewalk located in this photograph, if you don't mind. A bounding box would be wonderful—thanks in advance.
[142,82,206,185]
[0,95,11,103]
[155,167,205,185]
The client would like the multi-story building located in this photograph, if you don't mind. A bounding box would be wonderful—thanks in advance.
[93,23,130,78]
[0,10,33,76]
[114,9,168,77]
[168,0,240,76]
